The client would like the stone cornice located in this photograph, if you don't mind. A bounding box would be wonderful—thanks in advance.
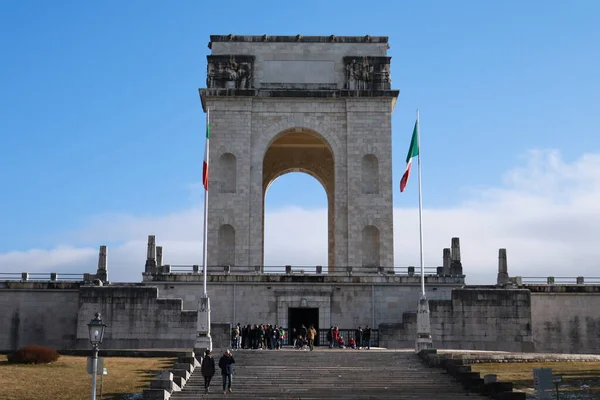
[209,34,388,46]
[199,89,400,112]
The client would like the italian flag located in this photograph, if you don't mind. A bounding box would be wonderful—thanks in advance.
[400,119,419,192]
[202,118,210,190]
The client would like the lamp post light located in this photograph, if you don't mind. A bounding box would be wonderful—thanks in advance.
[87,313,107,400]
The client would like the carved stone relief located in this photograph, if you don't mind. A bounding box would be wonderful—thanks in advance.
[344,56,391,90]
[207,55,255,89]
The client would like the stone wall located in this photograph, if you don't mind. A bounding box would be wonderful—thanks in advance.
[145,277,457,330]
[7,279,600,353]
[0,282,80,351]
[529,286,600,354]
[75,286,197,349]
[0,282,220,351]
[379,289,534,352]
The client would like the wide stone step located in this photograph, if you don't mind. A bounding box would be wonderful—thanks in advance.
[170,349,487,399]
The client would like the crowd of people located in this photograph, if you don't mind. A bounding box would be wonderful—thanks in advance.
[326,325,372,349]
[230,323,286,350]
[230,323,374,350]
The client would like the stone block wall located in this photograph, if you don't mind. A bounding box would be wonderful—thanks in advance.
[0,282,80,351]
[75,286,197,349]
[380,289,534,352]
[148,278,457,331]
[211,322,231,350]
[12,279,600,353]
[530,289,600,354]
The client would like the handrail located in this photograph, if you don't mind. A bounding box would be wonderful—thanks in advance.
[514,276,600,285]
[161,265,441,275]
[0,272,85,282]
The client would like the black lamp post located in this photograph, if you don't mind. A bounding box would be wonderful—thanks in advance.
[87,313,106,400]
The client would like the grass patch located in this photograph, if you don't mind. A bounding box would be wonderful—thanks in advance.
[0,355,175,400]
[471,361,600,398]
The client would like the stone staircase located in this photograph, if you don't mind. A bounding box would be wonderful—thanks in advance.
[170,348,489,399]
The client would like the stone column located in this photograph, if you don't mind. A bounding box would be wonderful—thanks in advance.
[442,248,451,276]
[415,297,433,352]
[497,248,509,286]
[450,237,463,276]
[145,235,157,273]
[96,245,108,283]
[156,246,163,268]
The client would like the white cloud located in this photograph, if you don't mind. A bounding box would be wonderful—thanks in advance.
[1,149,600,284]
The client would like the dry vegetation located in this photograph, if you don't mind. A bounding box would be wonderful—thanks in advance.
[471,361,600,398]
[0,355,175,400]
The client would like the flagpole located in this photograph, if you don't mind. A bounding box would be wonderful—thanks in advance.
[202,108,209,297]
[416,109,425,298]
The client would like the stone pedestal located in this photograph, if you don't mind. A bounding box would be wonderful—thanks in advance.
[450,238,463,276]
[194,296,212,353]
[497,248,509,286]
[145,235,157,273]
[415,296,434,352]
[442,248,451,276]
[156,246,163,267]
[96,245,108,283]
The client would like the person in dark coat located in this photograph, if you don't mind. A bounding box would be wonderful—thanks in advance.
[200,350,216,394]
[218,349,236,394]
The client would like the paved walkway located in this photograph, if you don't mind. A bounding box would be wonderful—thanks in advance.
[170,348,487,399]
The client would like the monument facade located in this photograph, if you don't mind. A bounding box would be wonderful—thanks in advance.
[6,34,592,356]
[200,35,399,271]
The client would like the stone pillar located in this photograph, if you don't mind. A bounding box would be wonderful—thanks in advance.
[145,235,157,273]
[96,245,108,283]
[450,237,463,276]
[415,297,433,352]
[194,297,212,353]
[156,246,163,267]
[497,248,509,286]
[442,248,451,276]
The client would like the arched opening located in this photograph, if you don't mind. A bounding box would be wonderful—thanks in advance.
[218,224,235,266]
[262,128,335,271]
[264,172,327,269]
[218,153,237,193]
[362,225,380,267]
[361,154,379,194]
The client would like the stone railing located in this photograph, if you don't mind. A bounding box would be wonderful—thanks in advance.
[512,276,600,285]
[154,265,446,276]
[143,351,200,400]
[418,349,526,399]
[0,272,85,282]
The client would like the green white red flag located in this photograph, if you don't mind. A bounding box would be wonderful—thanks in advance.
[400,119,419,192]
[202,119,210,190]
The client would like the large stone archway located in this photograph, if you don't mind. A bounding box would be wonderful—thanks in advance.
[200,35,398,272]
[262,128,335,268]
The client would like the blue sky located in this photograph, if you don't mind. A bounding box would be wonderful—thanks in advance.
[1,1,599,282]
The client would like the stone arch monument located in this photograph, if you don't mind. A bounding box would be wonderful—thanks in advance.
[199,35,399,272]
